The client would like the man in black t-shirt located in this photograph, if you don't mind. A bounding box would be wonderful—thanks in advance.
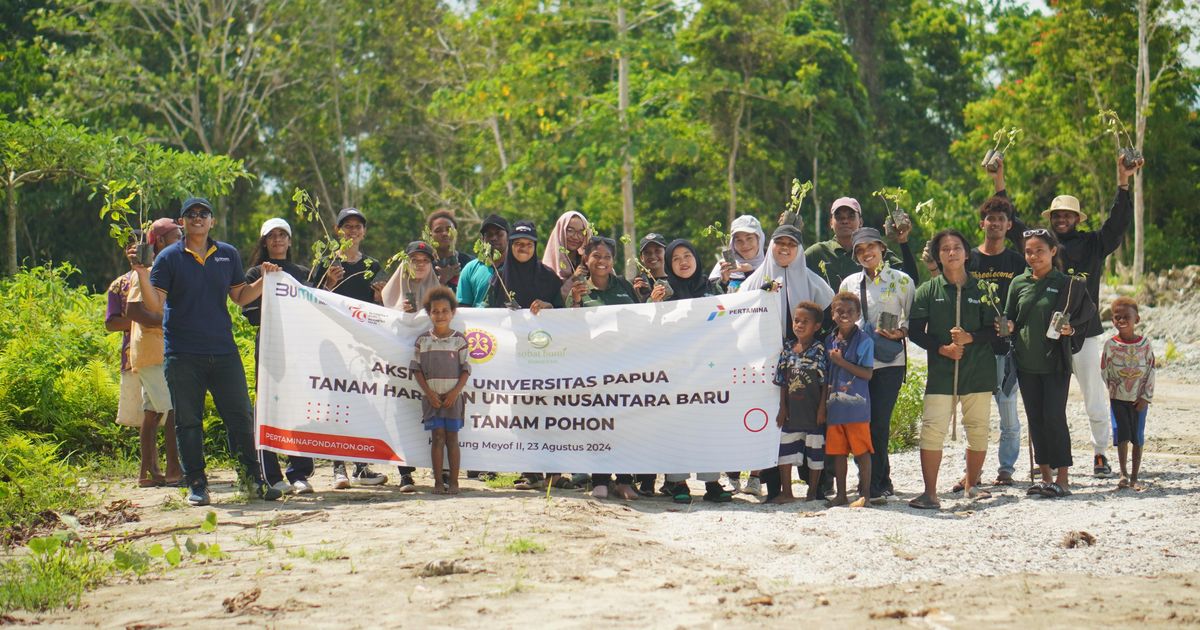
[311,207,389,489]
[968,160,1027,486]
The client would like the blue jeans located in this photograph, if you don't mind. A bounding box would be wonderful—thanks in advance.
[165,352,262,487]
[994,354,1021,475]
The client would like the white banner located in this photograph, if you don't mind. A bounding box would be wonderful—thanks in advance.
[255,273,783,473]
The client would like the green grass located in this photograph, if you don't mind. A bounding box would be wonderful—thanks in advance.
[483,473,520,489]
[287,545,347,562]
[0,435,95,545]
[889,364,925,452]
[504,538,544,555]
[0,536,112,613]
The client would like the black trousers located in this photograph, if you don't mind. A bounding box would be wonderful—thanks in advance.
[1017,369,1073,469]
[868,365,906,496]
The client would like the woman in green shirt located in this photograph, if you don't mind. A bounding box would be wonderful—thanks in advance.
[1005,229,1094,498]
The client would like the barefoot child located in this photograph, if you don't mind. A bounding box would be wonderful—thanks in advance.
[824,292,874,508]
[770,302,829,503]
[1101,297,1155,490]
[411,287,471,494]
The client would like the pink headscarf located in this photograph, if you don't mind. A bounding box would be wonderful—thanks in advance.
[541,211,591,280]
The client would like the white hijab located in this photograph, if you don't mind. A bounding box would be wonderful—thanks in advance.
[708,214,766,282]
[740,235,835,328]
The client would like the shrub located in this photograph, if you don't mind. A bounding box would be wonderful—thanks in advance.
[0,434,94,545]
[889,364,926,453]
[0,534,112,613]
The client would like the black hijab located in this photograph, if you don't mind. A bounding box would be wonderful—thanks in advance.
[664,239,712,300]
[489,239,561,308]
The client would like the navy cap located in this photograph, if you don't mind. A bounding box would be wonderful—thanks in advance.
[639,232,667,252]
[480,214,510,234]
[850,227,886,263]
[509,220,538,242]
[336,207,367,227]
[179,197,213,217]
[770,225,804,245]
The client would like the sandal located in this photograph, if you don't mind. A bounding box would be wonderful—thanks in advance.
[549,475,576,490]
[513,477,536,490]
[965,486,992,500]
[907,495,941,510]
[702,484,733,503]
[138,477,165,488]
[1041,482,1071,498]
[950,477,968,493]
[1026,482,1047,496]
[993,472,1015,486]
[1117,478,1131,489]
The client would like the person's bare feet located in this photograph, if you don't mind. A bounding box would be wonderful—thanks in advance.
[1117,476,1131,489]
[825,496,849,508]
[613,484,638,500]
[432,485,446,495]
[447,482,460,495]
[768,494,797,505]
[848,496,869,508]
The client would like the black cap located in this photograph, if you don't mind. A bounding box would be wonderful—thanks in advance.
[770,225,804,245]
[179,197,213,218]
[850,227,886,263]
[639,232,667,252]
[405,241,434,257]
[336,207,367,227]
[509,220,538,242]
[480,214,510,234]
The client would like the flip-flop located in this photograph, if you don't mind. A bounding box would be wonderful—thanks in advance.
[1041,483,1071,498]
[993,475,1015,486]
[907,495,941,510]
[1026,482,1047,496]
[950,478,967,493]
[966,486,992,499]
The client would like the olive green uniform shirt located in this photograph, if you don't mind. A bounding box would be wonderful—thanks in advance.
[909,276,997,395]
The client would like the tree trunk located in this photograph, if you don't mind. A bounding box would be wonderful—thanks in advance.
[726,92,746,228]
[812,152,821,243]
[488,116,516,198]
[617,5,637,279]
[1133,0,1149,282]
[4,181,16,275]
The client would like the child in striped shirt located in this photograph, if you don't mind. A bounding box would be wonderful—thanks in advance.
[411,287,472,494]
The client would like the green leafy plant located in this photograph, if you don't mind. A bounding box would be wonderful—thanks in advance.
[472,238,517,307]
[0,533,111,613]
[97,179,150,248]
[504,537,545,555]
[700,221,730,245]
[779,178,813,229]
[292,188,370,290]
[889,364,926,452]
[0,434,95,546]
[981,126,1022,167]
[872,186,912,239]
[978,279,1003,317]
[1099,110,1142,166]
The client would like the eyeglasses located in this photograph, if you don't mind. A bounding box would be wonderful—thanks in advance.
[183,210,212,219]
[565,226,586,237]
[1023,228,1049,238]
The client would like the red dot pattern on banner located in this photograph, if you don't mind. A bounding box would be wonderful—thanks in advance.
[306,401,351,423]
[732,366,775,385]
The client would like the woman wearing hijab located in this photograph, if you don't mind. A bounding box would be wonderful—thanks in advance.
[728,226,836,500]
[542,210,591,300]
[487,220,564,490]
[708,214,766,293]
[381,241,443,313]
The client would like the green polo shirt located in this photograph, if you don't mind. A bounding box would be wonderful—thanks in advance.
[1005,269,1071,375]
[910,276,997,395]
[580,276,637,307]
[805,239,903,292]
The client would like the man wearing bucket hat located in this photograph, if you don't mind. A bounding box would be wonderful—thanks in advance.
[141,197,283,505]
[805,197,917,292]
[1039,155,1142,477]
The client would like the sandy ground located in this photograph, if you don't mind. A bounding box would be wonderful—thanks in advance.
[9,376,1200,629]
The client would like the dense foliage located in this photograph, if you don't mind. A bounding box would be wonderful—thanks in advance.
[0,0,1192,289]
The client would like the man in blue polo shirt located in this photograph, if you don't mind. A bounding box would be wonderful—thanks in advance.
[143,197,283,506]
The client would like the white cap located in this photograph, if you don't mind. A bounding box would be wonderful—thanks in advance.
[260,217,292,238]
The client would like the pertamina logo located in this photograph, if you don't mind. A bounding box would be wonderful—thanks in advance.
[465,328,498,364]
[707,304,768,321]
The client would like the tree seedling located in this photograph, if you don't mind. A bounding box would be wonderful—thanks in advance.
[872,187,912,239]
[619,234,669,300]
[292,188,370,290]
[701,222,735,265]
[779,178,812,231]
[99,180,154,265]
[981,126,1022,172]
[473,238,519,309]
[1099,110,1142,168]
[979,279,1007,336]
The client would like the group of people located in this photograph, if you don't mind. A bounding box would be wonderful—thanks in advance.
[106,152,1156,509]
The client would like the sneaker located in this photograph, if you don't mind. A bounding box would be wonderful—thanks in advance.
[292,479,314,494]
[1093,454,1112,478]
[353,466,388,486]
[270,480,295,495]
[256,483,283,501]
[333,470,351,490]
[398,475,417,493]
[742,476,762,496]
[726,474,742,493]
[187,484,211,507]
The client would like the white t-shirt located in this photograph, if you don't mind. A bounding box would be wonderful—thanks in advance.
[840,267,915,369]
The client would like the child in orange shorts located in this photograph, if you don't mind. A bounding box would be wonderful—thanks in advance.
[824,292,875,508]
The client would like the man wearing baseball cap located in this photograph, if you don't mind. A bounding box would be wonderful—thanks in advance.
[804,197,917,292]
[1039,154,1143,477]
[140,197,283,505]
[456,214,509,308]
